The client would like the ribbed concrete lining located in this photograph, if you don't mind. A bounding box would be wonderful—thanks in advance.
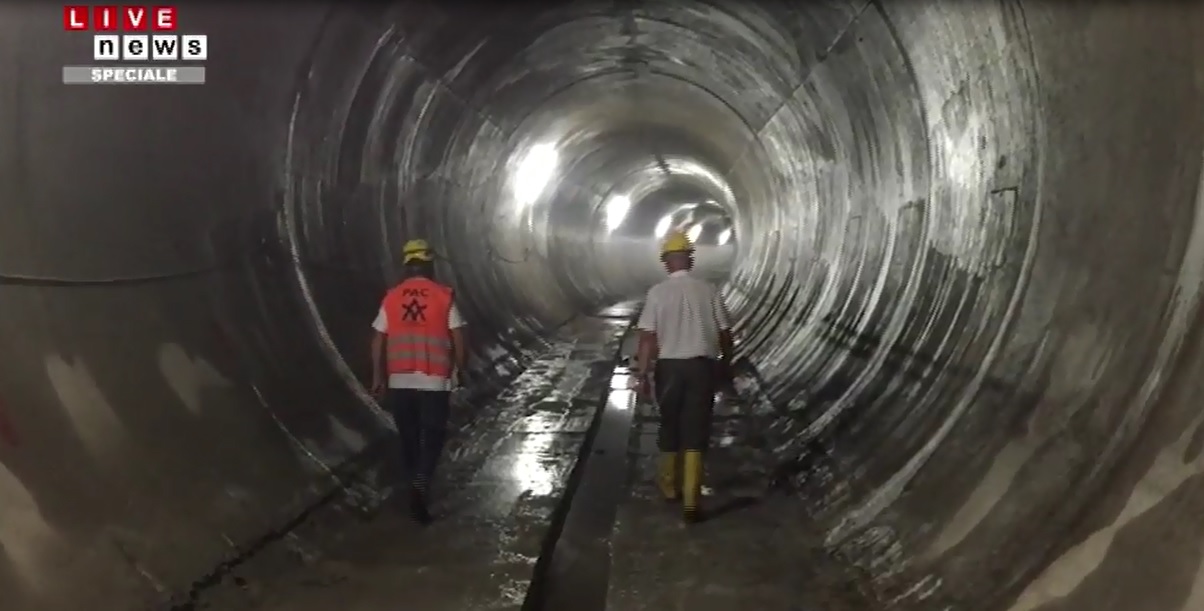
[0,2,1202,610]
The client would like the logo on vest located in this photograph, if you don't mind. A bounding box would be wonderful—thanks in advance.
[401,299,427,322]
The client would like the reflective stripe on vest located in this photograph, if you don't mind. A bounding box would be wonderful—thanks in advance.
[386,333,452,365]
[382,278,453,377]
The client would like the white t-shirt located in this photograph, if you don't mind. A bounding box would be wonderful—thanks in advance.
[373,303,465,390]
[637,270,731,359]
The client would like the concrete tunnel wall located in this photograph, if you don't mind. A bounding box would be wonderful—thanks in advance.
[0,1,1202,610]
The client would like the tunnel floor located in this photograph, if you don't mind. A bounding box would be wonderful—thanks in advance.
[188,313,626,611]
[183,304,873,611]
[606,390,877,611]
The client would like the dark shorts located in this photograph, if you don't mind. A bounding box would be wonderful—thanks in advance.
[654,357,717,451]
[383,388,451,487]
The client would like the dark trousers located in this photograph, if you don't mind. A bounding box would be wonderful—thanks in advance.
[384,388,451,491]
[654,357,717,452]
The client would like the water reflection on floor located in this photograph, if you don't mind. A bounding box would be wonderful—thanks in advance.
[191,315,628,611]
[512,411,561,498]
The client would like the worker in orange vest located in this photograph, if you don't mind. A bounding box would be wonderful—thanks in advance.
[370,239,467,524]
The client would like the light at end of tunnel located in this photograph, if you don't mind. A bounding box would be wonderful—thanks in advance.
[687,223,702,243]
[718,228,732,246]
[514,143,558,206]
[605,194,632,233]
[654,214,673,239]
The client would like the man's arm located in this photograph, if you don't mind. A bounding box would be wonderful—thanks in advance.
[718,329,733,364]
[371,332,387,379]
[450,328,467,370]
[714,288,734,365]
[634,295,658,379]
[636,330,658,377]
[448,303,468,374]
[711,288,735,391]
[370,305,388,393]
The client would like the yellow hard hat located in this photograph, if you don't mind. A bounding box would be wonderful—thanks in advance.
[402,239,434,264]
[661,230,694,255]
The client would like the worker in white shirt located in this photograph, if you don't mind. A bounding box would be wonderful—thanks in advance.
[370,239,467,524]
[634,230,734,524]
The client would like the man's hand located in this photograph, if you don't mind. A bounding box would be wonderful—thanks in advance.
[714,360,735,396]
[370,377,386,399]
[634,372,652,401]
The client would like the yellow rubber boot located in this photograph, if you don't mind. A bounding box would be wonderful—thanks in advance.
[657,452,680,501]
[681,450,704,523]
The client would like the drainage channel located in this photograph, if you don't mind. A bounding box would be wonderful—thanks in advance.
[523,304,641,611]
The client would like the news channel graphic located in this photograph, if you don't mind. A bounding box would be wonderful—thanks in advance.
[61,6,207,85]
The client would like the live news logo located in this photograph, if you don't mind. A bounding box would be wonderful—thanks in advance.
[63,5,207,84]
[92,33,206,61]
[63,5,177,30]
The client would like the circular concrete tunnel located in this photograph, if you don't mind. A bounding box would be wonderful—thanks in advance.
[1,1,1204,610]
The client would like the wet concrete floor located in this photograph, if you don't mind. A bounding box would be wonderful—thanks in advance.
[184,303,870,611]
[188,314,629,611]
[527,324,641,611]
[606,380,879,611]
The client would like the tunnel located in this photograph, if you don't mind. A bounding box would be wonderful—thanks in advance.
[2,0,1204,609]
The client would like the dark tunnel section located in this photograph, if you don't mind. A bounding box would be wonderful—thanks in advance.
[1,1,1204,610]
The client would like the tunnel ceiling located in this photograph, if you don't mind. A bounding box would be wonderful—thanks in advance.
[2,1,1204,610]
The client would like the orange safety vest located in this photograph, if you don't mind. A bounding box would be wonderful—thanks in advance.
[381,277,454,377]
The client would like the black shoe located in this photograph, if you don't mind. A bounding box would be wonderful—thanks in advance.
[410,489,433,525]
